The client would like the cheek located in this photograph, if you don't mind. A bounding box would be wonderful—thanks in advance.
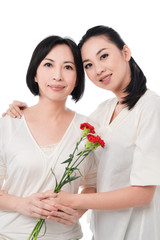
[117,61,128,77]
[85,70,95,82]
[35,71,46,83]
[68,73,77,88]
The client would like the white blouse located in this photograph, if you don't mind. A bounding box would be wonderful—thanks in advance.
[0,113,97,240]
[89,90,160,240]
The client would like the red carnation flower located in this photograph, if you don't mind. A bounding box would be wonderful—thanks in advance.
[87,134,105,148]
[96,135,105,148]
[80,123,95,134]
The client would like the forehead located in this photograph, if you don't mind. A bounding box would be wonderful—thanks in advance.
[81,35,116,58]
[47,44,74,60]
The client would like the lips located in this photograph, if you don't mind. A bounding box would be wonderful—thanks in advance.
[99,74,112,84]
[49,85,65,91]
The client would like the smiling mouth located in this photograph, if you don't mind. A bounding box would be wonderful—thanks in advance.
[99,74,112,83]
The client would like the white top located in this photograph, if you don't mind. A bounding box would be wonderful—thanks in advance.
[40,143,58,155]
[0,113,97,240]
[89,90,160,240]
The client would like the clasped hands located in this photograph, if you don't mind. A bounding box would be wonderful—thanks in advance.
[18,190,83,225]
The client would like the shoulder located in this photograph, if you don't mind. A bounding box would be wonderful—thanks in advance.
[0,115,22,127]
[136,89,160,113]
[89,97,116,125]
[133,90,160,130]
[73,112,99,134]
[0,115,23,139]
[74,112,98,127]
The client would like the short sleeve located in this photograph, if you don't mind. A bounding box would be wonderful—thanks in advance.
[0,119,6,189]
[79,151,97,189]
[0,153,6,189]
[130,95,160,186]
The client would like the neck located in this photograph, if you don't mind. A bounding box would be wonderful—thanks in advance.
[26,97,69,120]
[114,92,126,105]
[114,63,131,104]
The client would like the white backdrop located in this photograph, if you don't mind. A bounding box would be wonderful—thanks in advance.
[0,0,160,239]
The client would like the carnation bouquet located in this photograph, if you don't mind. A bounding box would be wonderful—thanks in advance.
[28,122,105,239]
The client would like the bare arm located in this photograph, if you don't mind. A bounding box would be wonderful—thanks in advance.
[0,190,57,219]
[55,185,156,210]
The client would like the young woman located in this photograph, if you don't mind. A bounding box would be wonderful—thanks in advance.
[0,35,97,240]
[4,26,160,239]
[50,26,160,240]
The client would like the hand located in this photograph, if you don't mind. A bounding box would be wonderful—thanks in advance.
[46,191,86,225]
[47,205,86,225]
[53,190,74,206]
[2,100,28,119]
[17,191,57,219]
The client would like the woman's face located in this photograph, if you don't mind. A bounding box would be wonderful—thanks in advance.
[81,35,131,96]
[35,44,77,102]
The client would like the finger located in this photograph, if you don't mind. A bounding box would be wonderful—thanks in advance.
[6,109,17,118]
[50,209,76,222]
[47,215,73,225]
[41,191,57,200]
[2,112,7,117]
[13,100,28,109]
[42,199,58,211]
[9,104,23,118]
[30,211,47,219]
[30,202,56,217]
[33,197,57,212]
[55,204,76,215]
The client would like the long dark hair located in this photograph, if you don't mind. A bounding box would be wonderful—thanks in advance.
[79,25,147,109]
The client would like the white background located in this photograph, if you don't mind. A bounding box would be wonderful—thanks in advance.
[0,0,160,239]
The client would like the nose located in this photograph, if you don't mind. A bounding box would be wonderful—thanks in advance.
[95,62,105,75]
[52,67,62,81]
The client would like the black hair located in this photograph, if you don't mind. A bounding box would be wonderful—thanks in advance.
[26,35,84,102]
[79,25,147,109]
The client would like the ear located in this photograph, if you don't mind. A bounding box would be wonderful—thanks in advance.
[122,45,131,62]
[34,76,38,83]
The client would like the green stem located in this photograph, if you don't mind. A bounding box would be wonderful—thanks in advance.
[27,219,45,240]
[54,137,84,192]
[55,149,92,192]
[74,149,92,169]
[69,149,88,169]
[27,136,89,239]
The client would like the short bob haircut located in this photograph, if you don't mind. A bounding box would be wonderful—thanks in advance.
[79,25,147,110]
[26,35,84,102]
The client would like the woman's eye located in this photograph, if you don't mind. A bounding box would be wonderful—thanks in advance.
[65,65,73,70]
[100,54,109,60]
[44,63,52,67]
[84,63,92,69]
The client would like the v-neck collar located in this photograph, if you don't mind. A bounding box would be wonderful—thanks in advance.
[105,98,129,129]
[22,113,77,158]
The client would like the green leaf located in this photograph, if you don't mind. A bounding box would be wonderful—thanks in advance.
[76,151,83,156]
[69,176,80,181]
[77,168,82,176]
[63,176,80,185]
[51,168,58,188]
[61,157,72,164]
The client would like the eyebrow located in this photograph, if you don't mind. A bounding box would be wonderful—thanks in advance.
[45,58,54,62]
[64,61,75,65]
[44,58,75,65]
[96,48,108,55]
[83,48,108,64]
